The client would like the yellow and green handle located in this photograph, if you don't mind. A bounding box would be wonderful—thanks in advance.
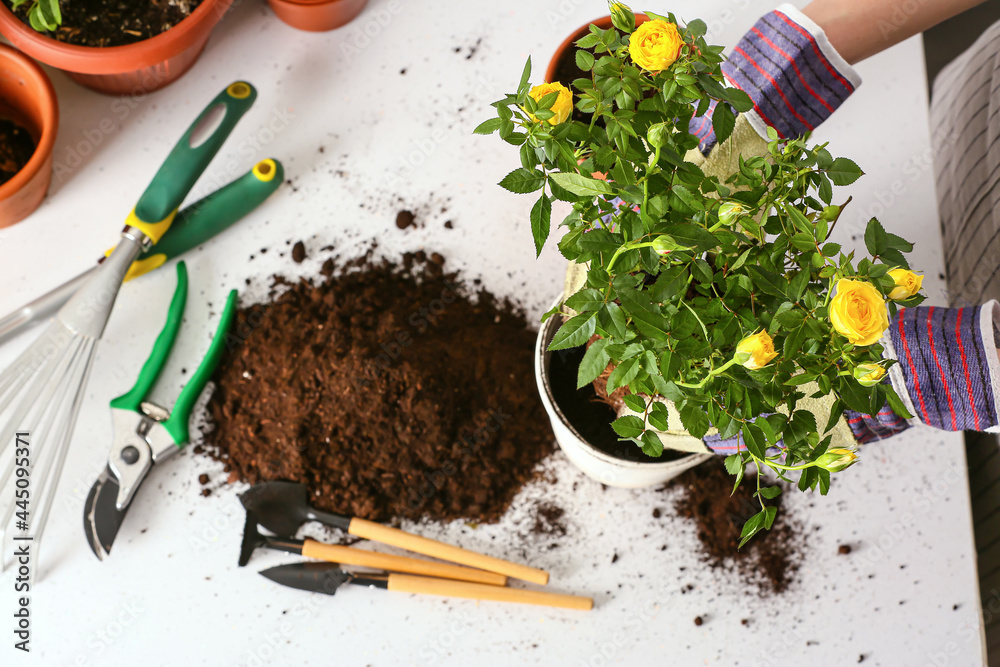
[125,81,258,246]
[122,158,284,282]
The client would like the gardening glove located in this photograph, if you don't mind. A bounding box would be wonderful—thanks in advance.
[689,3,861,155]
[847,302,1000,442]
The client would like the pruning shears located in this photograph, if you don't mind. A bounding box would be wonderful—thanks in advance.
[84,261,237,560]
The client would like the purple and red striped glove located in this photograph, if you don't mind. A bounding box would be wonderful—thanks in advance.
[701,302,1000,454]
[690,3,861,153]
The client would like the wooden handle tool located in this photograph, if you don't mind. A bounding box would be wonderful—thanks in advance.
[386,573,593,610]
[348,518,549,585]
[301,539,507,586]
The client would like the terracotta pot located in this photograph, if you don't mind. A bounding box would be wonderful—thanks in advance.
[0,0,233,95]
[0,43,57,227]
[545,13,648,84]
[268,0,368,32]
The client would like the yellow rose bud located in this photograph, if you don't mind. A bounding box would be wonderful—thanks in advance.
[829,279,890,347]
[853,363,886,387]
[814,448,858,473]
[608,1,635,32]
[735,330,778,370]
[526,82,573,125]
[718,201,744,226]
[628,20,683,73]
[887,269,923,301]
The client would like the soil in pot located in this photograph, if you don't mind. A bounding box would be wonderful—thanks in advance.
[548,342,684,464]
[203,248,555,524]
[5,0,203,47]
[667,459,804,595]
[0,116,35,186]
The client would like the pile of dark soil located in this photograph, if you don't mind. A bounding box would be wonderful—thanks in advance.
[204,251,554,524]
[6,0,202,47]
[669,459,802,595]
[0,118,34,185]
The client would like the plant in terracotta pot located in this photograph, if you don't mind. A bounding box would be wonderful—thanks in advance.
[0,0,232,94]
[0,41,58,226]
[479,3,922,543]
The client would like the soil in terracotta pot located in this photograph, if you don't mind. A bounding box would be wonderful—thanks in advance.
[668,459,803,595]
[202,248,555,524]
[547,342,684,463]
[0,117,35,186]
[5,0,203,47]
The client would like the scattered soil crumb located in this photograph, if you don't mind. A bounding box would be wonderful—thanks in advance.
[292,241,307,264]
[667,460,804,595]
[395,210,416,230]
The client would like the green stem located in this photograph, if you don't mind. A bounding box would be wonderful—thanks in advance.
[675,356,741,389]
[642,145,661,218]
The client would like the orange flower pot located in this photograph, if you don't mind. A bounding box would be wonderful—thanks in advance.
[268,0,368,32]
[0,43,57,227]
[0,0,233,96]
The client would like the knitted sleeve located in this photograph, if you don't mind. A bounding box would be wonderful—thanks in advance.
[690,3,861,154]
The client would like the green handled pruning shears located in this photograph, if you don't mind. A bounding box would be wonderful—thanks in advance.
[83,262,238,560]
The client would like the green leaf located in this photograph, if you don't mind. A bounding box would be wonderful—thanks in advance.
[473,118,503,135]
[498,168,544,194]
[612,415,644,439]
[548,311,597,351]
[550,172,615,197]
[607,357,641,394]
[678,404,710,439]
[741,422,767,459]
[864,218,889,256]
[577,338,611,389]
[746,266,787,297]
[712,101,736,145]
[623,394,646,413]
[837,377,876,414]
[648,401,670,431]
[662,223,718,251]
[738,510,766,548]
[884,384,914,420]
[517,56,532,96]
[599,302,628,339]
[827,157,864,186]
[530,194,551,256]
[759,486,782,500]
[686,18,707,36]
[640,430,664,457]
[564,288,605,313]
[575,50,595,71]
[724,454,742,475]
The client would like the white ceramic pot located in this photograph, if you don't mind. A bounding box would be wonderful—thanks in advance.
[534,298,713,488]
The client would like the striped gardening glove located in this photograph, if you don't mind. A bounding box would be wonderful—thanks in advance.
[690,3,861,154]
[846,303,1000,443]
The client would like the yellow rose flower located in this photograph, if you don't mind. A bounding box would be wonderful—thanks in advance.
[887,269,923,301]
[628,20,683,72]
[853,363,886,387]
[735,330,778,370]
[526,82,573,125]
[829,279,889,346]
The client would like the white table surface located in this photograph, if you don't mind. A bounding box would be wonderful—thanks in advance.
[0,0,985,665]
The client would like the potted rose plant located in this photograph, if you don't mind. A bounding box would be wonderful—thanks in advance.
[0,0,232,94]
[478,3,922,543]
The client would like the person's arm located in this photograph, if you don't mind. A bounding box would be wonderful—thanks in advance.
[801,0,988,65]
